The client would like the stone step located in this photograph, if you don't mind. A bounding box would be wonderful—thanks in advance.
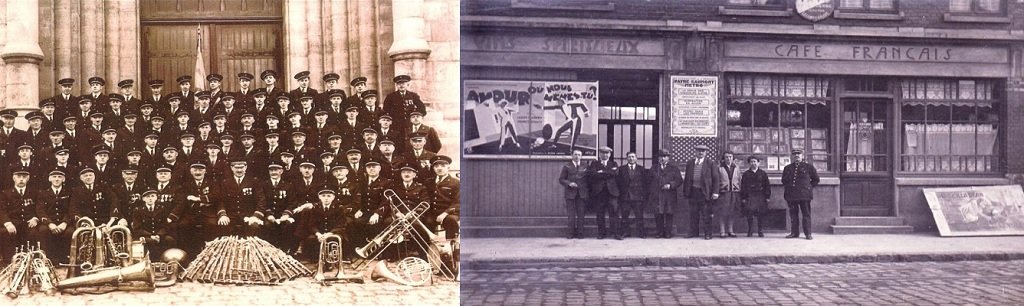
[830,225,915,234]
[464,216,669,227]
[834,216,906,226]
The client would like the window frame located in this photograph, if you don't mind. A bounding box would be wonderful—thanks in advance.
[836,0,899,13]
[947,0,1006,15]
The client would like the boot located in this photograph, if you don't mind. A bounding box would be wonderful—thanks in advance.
[654,214,665,239]
[664,214,675,238]
[757,217,764,237]
[636,218,646,239]
[746,217,754,237]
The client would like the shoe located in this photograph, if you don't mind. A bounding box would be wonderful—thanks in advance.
[597,234,606,240]
[685,234,698,239]
[747,232,753,237]
[727,233,737,238]
[805,235,813,240]
[704,236,712,240]
[614,235,624,240]
[785,234,799,239]
[758,233,764,238]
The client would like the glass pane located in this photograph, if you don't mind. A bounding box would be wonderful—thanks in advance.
[753,103,778,127]
[599,106,613,120]
[977,0,1001,12]
[901,104,925,121]
[807,103,830,129]
[780,103,804,128]
[727,102,751,127]
[927,104,951,121]
[840,0,864,8]
[869,0,894,9]
[949,0,971,12]
[951,104,975,122]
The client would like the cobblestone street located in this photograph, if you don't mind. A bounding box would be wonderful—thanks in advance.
[462,260,1024,305]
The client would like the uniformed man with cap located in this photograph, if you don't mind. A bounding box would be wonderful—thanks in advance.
[51,78,80,122]
[0,109,29,162]
[118,79,143,113]
[377,139,401,180]
[261,161,296,252]
[324,91,347,125]
[25,111,49,148]
[111,165,145,224]
[310,109,338,149]
[683,144,721,240]
[324,164,362,258]
[176,75,195,110]
[70,167,120,226]
[0,166,42,260]
[123,150,150,187]
[376,115,404,154]
[357,90,384,125]
[288,71,319,104]
[587,146,622,239]
[782,149,820,240]
[648,149,683,238]
[238,131,268,179]
[117,111,144,149]
[50,148,80,187]
[290,130,316,162]
[343,148,367,182]
[220,94,243,131]
[216,158,267,237]
[317,151,339,181]
[157,145,188,182]
[8,144,44,190]
[139,132,163,166]
[291,188,355,261]
[272,96,294,128]
[191,91,216,125]
[171,160,220,254]
[316,72,346,110]
[85,76,110,113]
[261,70,285,100]
[39,99,59,131]
[137,103,157,132]
[295,93,318,127]
[383,74,427,132]
[104,94,128,132]
[237,72,256,109]
[250,88,273,128]
[38,130,70,167]
[90,145,119,185]
[290,161,325,209]
[161,93,185,123]
[361,159,391,237]
[206,73,225,106]
[145,79,166,110]
[35,168,73,261]
[59,116,82,158]
[339,105,366,147]
[390,161,428,226]
[131,189,176,261]
[409,111,442,154]
[359,127,384,160]
[344,76,369,111]
[404,132,437,183]
[178,131,199,162]
[427,155,459,240]
[98,127,126,166]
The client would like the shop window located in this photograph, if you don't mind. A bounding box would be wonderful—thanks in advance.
[726,75,832,173]
[599,106,657,168]
[900,79,1000,173]
[839,0,896,11]
[842,100,889,172]
[949,0,1003,14]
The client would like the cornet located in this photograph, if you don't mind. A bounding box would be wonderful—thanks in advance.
[314,233,363,285]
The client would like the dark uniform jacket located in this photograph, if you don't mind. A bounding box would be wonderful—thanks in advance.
[362,175,391,217]
[0,187,39,225]
[429,175,459,217]
[294,200,352,239]
[409,124,442,154]
[111,181,145,224]
[781,162,819,201]
[70,183,119,224]
[262,177,293,218]
[383,91,426,128]
[558,161,588,199]
[739,168,771,200]
[151,181,182,223]
[131,202,172,238]
[326,177,363,215]
[36,185,72,226]
[217,175,266,220]
[391,180,428,214]
[586,159,620,197]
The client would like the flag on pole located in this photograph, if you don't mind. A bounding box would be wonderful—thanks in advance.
[193,24,207,91]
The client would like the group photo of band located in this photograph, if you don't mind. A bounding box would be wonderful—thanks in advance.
[0,70,460,290]
[560,145,819,241]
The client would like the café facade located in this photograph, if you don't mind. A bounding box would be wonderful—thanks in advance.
[461,0,1024,236]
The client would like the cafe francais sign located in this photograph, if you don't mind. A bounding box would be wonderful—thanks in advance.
[796,0,834,22]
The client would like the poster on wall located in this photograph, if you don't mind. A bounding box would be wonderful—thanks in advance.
[922,185,1024,237]
[670,75,718,137]
[463,80,599,158]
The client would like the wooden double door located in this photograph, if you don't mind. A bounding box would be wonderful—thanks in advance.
[141,23,282,92]
[840,98,894,216]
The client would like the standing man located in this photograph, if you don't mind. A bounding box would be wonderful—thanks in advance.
[782,149,819,240]
[617,152,648,238]
[648,149,682,238]
[587,146,620,240]
[558,149,587,239]
[52,78,79,123]
[383,75,426,132]
[682,145,720,240]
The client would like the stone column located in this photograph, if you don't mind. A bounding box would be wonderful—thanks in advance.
[0,0,7,111]
[120,0,140,83]
[2,0,44,127]
[54,0,73,78]
[285,0,308,90]
[357,0,378,90]
[347,0,361,88]
[329,0,349,83]
[388,0,431,94]
[80,0,99,94]
[104,0,119,85]
[320,0,333,76]
[306,0,323,87]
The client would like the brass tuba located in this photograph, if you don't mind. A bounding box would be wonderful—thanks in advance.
[105,224,134,267]
[57,259,155,293]
[314,233,363,285]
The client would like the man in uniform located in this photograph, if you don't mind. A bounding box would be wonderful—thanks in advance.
[587,146,621,240]
[292,189,354,262]
[172,161,219,255]
[262,162,296,253]
[216,159,266,237]
[118,79,143,113]
[52,78,79,121]
[176,76,195,110]
[289,71,319,103]
[35,169,73,262]
[317,73,346,110]
[403,133,436,184]
[70,167,121,226]
[617,152,648,238]
[236,73,256,110]
[427,155,458,240]
[0,168,42,260]
[111,166,144,226]
[558,149,588,239]
[357,90,383,126]
[131,189,176,261]
[377,115,404,154]
[145,80,166,111]
[344,77,368,110]
[383,75,426,133]
[361,160,390,238]
[683,145,720,240]
[261,70,285,100]
[648,149,683,238]
[409,111,441,154]
[782,149,820,240]
[206,74,225,106]
[85,76,110,113]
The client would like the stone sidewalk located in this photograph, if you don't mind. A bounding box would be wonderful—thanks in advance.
[463,233,1024,268]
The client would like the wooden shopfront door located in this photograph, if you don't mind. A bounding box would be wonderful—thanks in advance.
[839,98,895,216]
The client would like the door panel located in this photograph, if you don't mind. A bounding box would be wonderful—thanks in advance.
[840,98,894,216]
[214,24,281,92]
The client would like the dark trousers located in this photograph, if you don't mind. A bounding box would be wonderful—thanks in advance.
[592,191,619,236]
[787,200,812,236]
[37,226,72,264]
[0,222,44,263]
[141,235,176,261]
[688,189,713,237]
[619,200,645,235]
[565,198,586,235]
[261,221,299,253]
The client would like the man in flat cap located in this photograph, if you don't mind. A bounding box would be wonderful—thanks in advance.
[316,72,346,110]
[683,144,721,240]
[206,73,225,106]
[344,76,369,111]
[782,149,820,240]
[649,149,683,238]
[288,71,319,104]
[118,79,143,113]
[383,74,427,132]
[145,79,166,110]
[86,76,110,113]
[587,146,622,239]
[216,159,266,237]
[36,169,73,261]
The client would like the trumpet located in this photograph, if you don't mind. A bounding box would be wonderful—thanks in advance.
[2,249,30,298]
[315,233,363,285]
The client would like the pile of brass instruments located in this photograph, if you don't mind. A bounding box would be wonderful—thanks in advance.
[0,243,60,298]
[183,236,310,285]
[64,217,144,278]
[382,189,459,281]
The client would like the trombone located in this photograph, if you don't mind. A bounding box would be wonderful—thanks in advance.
[381,189,458,281]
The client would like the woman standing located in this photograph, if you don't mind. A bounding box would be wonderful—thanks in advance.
[716,151,743,238]
[740,156,771,237]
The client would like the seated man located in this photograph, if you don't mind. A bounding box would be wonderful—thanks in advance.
[131,190,176,261]
[292,189,355,262]
[427,156,459,240]
[35,169,73,262]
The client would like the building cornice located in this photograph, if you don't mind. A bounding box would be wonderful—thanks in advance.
[462,15,1024,42]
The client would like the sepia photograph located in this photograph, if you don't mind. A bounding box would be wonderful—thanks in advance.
[460,0,1024,305]
[0,0,459,305]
